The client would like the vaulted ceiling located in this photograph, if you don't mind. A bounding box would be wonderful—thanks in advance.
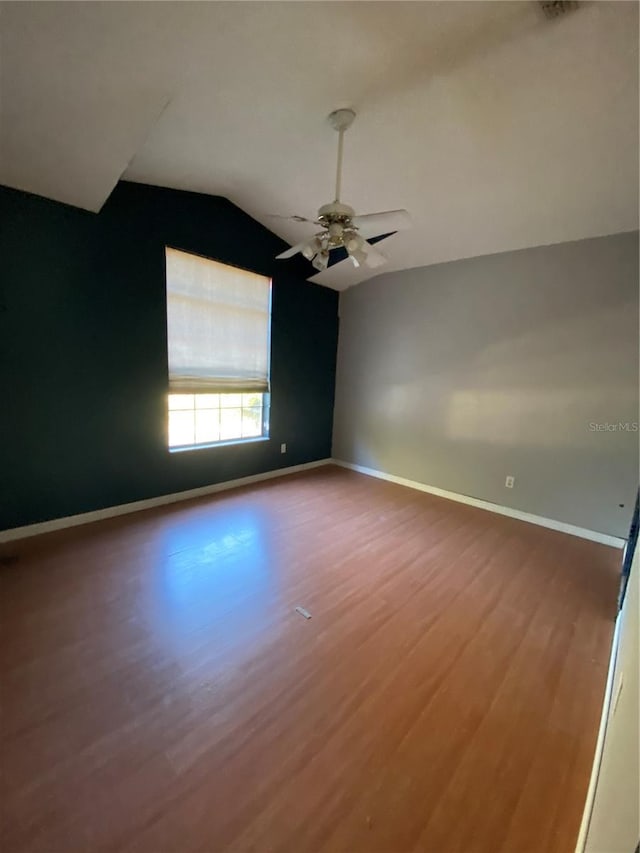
[1,1,637,290]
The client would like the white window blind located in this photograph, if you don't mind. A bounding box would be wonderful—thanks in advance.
[165,248,271,394]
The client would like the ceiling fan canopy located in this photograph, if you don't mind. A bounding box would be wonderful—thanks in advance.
[275,109,412,272]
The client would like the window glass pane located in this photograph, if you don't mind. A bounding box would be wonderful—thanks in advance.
[169,410,195,447]
[242,406,262,438]
[220,407,243,440]
[242,392,262,408]
[195,409,220,444]
[195,394,219,409]
[169,394,195,411]
[220,393,243,408]
[261,394,270,438]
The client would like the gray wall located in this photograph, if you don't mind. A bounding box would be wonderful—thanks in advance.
[333,232,639,538]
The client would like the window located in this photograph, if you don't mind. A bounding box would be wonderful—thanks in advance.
[165,248,271,450]
[168,392,268,448]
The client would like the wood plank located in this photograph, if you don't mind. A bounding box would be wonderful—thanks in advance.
[0,466,619,852]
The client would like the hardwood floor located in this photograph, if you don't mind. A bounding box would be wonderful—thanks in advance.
[0,466,620,853]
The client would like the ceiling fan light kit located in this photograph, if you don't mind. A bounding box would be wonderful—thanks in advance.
[311,249,330,272]
[302,237,321,261]
[274,109,412,272]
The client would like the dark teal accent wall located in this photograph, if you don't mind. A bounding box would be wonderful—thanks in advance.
[0,181,339,530]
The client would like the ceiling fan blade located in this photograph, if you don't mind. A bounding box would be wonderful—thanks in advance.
[364,243,387,269]
[352,209,412,238]
[275,241,310,260]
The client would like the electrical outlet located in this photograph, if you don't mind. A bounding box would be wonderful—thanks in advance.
[505,475,515,488]
[280,443,287,454]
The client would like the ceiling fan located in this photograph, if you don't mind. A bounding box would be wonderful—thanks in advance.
[275,109,412,272]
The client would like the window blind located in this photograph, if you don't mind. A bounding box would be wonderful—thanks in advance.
[165,248,271,394]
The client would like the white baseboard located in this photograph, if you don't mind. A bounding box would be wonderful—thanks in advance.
[331,459,625,549]
[0,459,332,544]
[573,609,623,853]
[2,458,624,550]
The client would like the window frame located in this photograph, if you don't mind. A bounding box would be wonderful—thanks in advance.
[164,247,273,453]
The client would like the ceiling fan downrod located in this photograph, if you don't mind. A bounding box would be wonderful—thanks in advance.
[328,108,356,204]
[315,109,359,237]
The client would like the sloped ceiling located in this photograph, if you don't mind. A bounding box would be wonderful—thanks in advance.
[0,1,637,290]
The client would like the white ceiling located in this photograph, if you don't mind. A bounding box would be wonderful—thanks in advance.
[1,1,637,291]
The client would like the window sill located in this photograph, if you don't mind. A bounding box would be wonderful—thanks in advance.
[169,436,270,454]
